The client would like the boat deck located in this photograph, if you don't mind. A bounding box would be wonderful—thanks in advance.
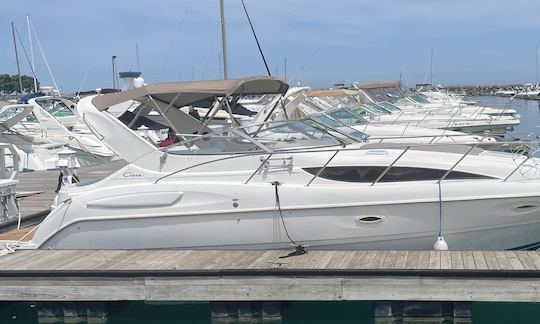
[0,249,538,302]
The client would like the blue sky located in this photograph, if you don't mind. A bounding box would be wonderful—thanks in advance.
[2,0,540,92]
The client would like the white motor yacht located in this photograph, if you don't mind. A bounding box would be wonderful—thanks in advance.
[0,96,116,170]
[257,88,497,144]
[351,81,519,127]
[26,77,540,251]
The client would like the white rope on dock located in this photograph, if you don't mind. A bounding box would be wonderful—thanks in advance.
[0,241,21,256]
[0,224,38,256]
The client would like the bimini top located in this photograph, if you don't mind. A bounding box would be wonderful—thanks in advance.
[92,76,289,111]
[308,89,360,97]
[352,81,401,89]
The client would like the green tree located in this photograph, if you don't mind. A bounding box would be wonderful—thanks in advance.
[0,74,39,97]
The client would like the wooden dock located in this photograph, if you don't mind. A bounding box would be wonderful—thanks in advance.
[1,160,126,232]
[0,249,538,302]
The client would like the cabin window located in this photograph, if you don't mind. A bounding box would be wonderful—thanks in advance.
[303,166,494,183]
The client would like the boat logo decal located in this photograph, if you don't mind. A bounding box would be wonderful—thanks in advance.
[123,171,144,178]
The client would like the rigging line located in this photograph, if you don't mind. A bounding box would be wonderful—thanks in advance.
[240,0,271,76]
[287,48,319,84]
[201,23,220,79]
[76,66,91,97]
[156,0,194,81]
[29,20,60,95]
[14,26,39,83]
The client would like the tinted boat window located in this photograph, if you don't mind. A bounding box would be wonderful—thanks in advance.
[303,166,494,182]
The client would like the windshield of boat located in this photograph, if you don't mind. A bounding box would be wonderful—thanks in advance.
[409,94,431,104]
[165,120,352,155]
[363,103,391,115]
[347,106,374,117]
[375,101,401,112]
[394,98,416,106]
[0,105,28,122]
[34,98,74,117]
[325,108,368,126]
[361,86,403,103]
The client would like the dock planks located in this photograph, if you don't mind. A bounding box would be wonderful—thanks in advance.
[0,249,538,302]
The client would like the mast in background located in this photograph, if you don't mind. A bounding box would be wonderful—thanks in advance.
[430,48,434,86]
[10,21,23,94]
[535,45,538,86]
[111,56,117,90]
[135,44,141,72]
[26,15,38,92]
[219,0,228,79]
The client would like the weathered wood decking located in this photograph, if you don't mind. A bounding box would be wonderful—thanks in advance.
[0,249,538,302]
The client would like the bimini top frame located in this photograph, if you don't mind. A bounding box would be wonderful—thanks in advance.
[91,76,289,135]
[91,76,289,111]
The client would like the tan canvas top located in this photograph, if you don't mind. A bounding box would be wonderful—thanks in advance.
[308,89,360,97]
[92,76,288,111]
[353,81,401,89]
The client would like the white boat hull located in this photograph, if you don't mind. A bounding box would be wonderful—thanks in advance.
[32,181,540,251]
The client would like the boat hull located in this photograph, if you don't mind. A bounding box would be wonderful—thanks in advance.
[32,187,540,251]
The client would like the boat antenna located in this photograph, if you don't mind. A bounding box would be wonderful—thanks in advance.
[26,15,37,92]
[10,22,23,94]
[220,0,228,79]
[240,0,271,76]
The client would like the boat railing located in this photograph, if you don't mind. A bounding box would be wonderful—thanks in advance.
[0,144,20,180]
[156,139,540,185]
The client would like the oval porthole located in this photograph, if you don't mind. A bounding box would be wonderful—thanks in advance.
[355,215,385,225]
[512,204,539,212]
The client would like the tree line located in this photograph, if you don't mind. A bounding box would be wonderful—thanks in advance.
[0,74,39,98]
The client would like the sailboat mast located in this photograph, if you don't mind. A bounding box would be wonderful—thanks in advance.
[430,48,434,86]
[10,22,23,94]
[534,45,538,87]
[27,15,38,92]
[135,44,141,72]
[219,0,228,79]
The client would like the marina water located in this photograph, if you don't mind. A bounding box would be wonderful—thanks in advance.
[1,96,539,323]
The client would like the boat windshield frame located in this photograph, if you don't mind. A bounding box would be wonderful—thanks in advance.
[325,107,370,126]
[163,118,363,156]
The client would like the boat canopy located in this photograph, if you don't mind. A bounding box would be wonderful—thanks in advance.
[308,89,359,97]
[352,81,401,90]
[92,76,289,111]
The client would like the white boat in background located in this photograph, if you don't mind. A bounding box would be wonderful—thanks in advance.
[0,95,117,170]
[25,77,540,251]
[495,88,517,97]
[271,87,518,136]
[253,87,497,144]
[515,83,540,100]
